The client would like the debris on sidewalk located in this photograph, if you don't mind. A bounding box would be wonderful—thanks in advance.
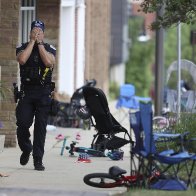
[75,132,81,140]
[76,153,91,163]
[0,172,9,177]
[46,125,57,132]
[55,134,64,140]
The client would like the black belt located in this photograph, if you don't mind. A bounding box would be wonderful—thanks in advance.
[22,83,51,90]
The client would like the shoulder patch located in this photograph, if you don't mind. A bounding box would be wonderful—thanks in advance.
[50,45,56,50]
[16,44,22,49]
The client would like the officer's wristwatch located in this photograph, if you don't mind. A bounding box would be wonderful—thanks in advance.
[37,41,44,45]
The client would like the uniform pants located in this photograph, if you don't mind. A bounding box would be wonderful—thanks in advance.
[16,85,51,159]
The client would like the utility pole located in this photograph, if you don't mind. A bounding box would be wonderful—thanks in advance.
[154,7,164,116]
[177,22,181,119]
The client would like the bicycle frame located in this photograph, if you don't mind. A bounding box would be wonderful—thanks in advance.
[64,141,105,157]
[115,175,142,187]
[83,166,159,189]
[83,173,144,189]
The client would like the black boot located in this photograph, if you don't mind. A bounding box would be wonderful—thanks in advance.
[33,157,45,171]
[20,152,31,166]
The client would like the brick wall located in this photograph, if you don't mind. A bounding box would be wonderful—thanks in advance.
[85,0,111,95]
[0,0,20,147]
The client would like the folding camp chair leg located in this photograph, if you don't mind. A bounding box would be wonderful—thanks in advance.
[187,158,196,188]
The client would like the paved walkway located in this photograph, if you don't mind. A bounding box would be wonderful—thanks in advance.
[0,125,132,196]
[0,100,133,196]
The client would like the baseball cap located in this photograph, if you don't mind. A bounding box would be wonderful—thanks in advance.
[31,20,45,32]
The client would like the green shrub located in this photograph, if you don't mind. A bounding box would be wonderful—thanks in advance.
[0,81,7,100]
[109,81,119,100]
[173,112,196,152]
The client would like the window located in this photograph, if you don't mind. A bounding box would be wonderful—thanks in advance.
[19,0,36,43]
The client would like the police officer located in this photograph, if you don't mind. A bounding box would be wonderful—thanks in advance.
[16,20,56,171]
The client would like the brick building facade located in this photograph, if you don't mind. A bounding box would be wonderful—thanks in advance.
[0,0,20,147]
[0,0,111,147]
[85,0,111,93]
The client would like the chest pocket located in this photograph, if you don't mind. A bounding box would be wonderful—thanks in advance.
[20,66,41,84]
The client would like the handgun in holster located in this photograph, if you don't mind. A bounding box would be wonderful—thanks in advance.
[13,83,24,103]
[50,82,55,92]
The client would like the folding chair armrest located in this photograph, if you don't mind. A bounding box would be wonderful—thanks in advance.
[153,133,181,141]
[159,149,175,156]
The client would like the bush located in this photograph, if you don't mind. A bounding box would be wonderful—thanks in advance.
[109,81,119,100]
[173,112,196,152]
[0,81,11,100]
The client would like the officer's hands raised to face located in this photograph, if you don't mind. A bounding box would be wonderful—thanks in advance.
[30,28,38,42]
[30,27,44,43]
[36,29,44,43]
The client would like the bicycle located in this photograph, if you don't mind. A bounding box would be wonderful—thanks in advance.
[65,141,105,157]
[83,166,153,189]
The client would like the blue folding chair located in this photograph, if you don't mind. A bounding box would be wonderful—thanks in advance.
[129,111,147,187]
[140,102,196,190]
[116,84,151,124]
[129,102,196,190]
[116,84,137,109]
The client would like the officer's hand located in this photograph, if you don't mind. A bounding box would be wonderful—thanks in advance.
[30,29,39,42]
[36,29,44,44]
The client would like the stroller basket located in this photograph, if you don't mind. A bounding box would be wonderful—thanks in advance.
[106,136,130,150]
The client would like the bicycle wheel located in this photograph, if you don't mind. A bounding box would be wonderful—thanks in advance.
[83,173,120,188]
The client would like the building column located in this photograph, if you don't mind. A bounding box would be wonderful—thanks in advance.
[75,0,86,89]
[59,0,75,96]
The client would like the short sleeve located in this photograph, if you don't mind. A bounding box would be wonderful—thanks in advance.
[45,44,56,57]
[16,43,27,56]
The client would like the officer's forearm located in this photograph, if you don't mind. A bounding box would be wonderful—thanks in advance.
[38,45,55,68]
[17,40,35,65]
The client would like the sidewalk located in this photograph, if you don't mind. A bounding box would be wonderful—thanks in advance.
[0,126,131,196]
[0,100,133,196]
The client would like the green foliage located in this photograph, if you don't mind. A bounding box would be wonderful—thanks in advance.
[126,12,196,98]
[164,23,196,87]
[0,81,7,100]
[167,70,196,90]
[173,112,196,152]
[109,81,119,100]
[164,23,196,68]
[0,81,11,100]
[140,0,196,30]
[126,17,154,97]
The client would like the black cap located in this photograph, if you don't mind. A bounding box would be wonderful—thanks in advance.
[31,20,45,32]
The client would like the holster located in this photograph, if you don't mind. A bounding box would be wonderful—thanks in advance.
[13,83,25,103]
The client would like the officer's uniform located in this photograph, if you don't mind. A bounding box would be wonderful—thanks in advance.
[16,42,56,161]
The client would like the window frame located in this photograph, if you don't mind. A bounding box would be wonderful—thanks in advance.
[19,0,36,44]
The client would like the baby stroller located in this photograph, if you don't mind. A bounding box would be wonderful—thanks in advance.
[70,79,96,108]
[77,86,133,152]
[48,79,96,128]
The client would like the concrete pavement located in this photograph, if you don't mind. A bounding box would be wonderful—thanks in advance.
[0,100,133,196]
[0,125,132,196]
